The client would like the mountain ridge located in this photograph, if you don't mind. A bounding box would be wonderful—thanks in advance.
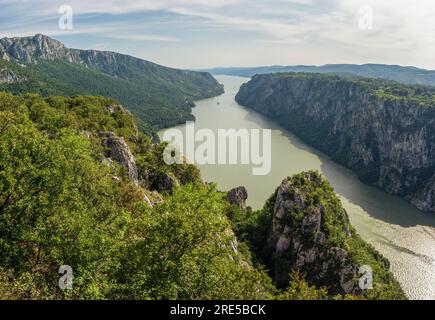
[1,33,188,73]
[0,34,224,138]
[204,63,435,86]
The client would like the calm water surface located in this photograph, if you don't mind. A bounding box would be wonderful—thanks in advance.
[160,75,435,300]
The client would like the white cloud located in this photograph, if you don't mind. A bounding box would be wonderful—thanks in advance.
[1,0,435,68]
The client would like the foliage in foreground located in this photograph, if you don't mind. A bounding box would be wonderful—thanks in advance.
[0,91,405,300]
[0,92,271,299]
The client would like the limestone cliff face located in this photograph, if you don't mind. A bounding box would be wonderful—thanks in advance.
[0,67,24,84]
[236,74,435,213]
[98,131,139,185]
[266,172,360,295]
[0,34,73,63]
[260,171,404,298]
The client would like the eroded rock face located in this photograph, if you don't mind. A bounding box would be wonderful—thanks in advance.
[98,131,139,184]
[0,34,75,63]
[266,172,361,295]
[227,187,248,210]
[236,74,435,213]
[0,68,24,84]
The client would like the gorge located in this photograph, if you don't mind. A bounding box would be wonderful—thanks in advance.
[1,34,433,301]
[236,73,435,214]
[160,75,435,300]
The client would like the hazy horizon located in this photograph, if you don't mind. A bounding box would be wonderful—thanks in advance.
[1,0,435,70]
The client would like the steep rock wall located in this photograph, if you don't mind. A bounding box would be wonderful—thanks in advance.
[236,74,435,213]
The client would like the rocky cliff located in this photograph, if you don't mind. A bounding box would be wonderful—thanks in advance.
[0,67,24,84]
[236,73,435,213]
[227,187,249,210]
[267,172,359,294]
[0,34,74,63]
[260,171,404,298]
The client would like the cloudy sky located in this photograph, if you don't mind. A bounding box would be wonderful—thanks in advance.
[1,0,435,69]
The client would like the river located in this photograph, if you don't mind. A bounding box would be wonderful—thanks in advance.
[159,75,435,300]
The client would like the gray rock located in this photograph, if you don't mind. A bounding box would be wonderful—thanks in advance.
[266,174,362,295]
[106,104,122,114]
[142,193,153,207]
[98,131,138,184]
[226,187,248,210]
[236,74,435,213]
[0,67,24,84]
[0,34,75,63]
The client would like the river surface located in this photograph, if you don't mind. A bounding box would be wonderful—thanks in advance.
[159,75,435,300]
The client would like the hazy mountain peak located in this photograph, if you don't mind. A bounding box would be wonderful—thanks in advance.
[0,33,69,63]
[0,34,167,71]
[205,63,435,86]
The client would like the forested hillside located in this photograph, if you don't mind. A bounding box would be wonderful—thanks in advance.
[0,91,405,299]
[0,34,223,138]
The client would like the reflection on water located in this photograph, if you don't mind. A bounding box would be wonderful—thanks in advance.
[159,75,435,300]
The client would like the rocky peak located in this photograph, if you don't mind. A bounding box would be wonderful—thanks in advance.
[266,171,360,295]
[0,34,74,63]
[227,187,248,210]
[0,34,136,70]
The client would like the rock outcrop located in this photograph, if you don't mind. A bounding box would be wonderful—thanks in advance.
[98,131,139,184]
[265,171,362,295]
[236,73,435,213]
[0,34,75,63]
[227,187,248,210]
[0,67,24,84]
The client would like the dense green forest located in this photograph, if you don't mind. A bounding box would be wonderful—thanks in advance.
[0,91,405,299]
[0,59,223,139]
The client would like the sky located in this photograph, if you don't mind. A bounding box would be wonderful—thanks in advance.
[1,0,435,69]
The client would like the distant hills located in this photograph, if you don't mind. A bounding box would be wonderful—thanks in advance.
[0,34,223,137]
[204,64,435,86]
